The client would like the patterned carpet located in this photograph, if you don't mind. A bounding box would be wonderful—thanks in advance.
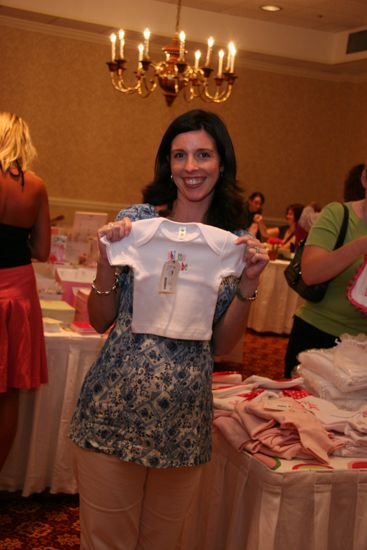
[0,329,288,549]
[244,329,288,379]
[216,328,289,380]
[0,491,80,549]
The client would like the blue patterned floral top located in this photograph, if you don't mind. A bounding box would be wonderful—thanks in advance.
[69,204,243,468]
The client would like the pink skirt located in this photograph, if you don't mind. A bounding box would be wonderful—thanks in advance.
[0,264,48,392]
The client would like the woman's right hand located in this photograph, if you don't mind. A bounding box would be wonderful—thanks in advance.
[97,217,132,263]
[89,218,132,332]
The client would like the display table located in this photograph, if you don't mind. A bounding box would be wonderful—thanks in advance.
[2,330,367,549]
[180,430,367,550]
[247,259,304,334]
[0,330,105,496]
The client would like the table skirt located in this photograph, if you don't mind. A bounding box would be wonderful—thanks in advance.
[180,430,367,550]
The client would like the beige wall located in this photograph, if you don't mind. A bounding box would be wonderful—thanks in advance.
[1,20,367,226]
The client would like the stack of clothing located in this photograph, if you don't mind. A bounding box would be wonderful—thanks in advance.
[214,395,344,463]
[212,375,306,411]
[298,333,367,411]
[300,394,367,458]
[212,373,367,462]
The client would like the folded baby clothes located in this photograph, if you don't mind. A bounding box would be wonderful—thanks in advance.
[300,368,367,411]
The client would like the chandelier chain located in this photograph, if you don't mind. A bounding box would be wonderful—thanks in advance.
[175,0,182,33]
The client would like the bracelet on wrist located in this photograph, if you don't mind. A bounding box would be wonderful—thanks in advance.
[235,287,258,302]
[91,273,120,296]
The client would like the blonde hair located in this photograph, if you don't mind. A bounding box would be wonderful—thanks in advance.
[0,112,37,172]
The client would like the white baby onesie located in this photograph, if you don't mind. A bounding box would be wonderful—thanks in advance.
[102,218,246,340]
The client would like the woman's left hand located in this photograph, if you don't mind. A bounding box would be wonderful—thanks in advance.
[235,234,269,281]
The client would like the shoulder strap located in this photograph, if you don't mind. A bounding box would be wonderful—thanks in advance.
[282,229,296,245]
[334,203,349,250]
[8,160,25,191]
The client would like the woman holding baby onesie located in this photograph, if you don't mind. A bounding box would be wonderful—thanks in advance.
[69,109,268,550]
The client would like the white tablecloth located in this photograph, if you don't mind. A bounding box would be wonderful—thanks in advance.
[247,259,304,334]
[180,430,367,550]
[0,330,105,496]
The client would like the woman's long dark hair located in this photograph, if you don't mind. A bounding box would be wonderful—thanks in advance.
[142,109,245,231]
[343,163,365,201]
[287,203,305,224]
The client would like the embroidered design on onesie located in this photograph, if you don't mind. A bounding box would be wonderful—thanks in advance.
[167,250,188,271]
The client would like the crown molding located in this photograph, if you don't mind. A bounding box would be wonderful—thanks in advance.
[49,195,286,228]
[49,195,122,215]
[0,14,108,44]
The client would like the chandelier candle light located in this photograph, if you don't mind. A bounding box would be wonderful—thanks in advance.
[106,0,237,106]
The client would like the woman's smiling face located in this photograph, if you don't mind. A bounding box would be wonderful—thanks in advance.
[170,129,221,208]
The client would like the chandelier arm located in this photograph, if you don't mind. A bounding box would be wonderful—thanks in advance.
[200,78,235,103]
[110,73,143,94]
[139,73,158,96]
[182,84,195,102]
[182,79,201,102]
[203,88,233,103]
[110,67,159,98]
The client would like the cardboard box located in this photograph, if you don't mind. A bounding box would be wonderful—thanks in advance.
[55,266,95,305]
[71,211,108,241]
[73,287,91,323]
[40,300,75,326]
[70,321,97,334]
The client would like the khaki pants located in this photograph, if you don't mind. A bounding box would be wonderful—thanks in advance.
[72,444,203,550]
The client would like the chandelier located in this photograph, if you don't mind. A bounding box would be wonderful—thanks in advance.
[106,0,237,106]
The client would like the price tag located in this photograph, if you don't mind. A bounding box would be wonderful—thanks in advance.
[263,399,292,412]
[159,261,180,294]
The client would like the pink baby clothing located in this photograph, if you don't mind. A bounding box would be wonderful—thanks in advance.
[235,397,344,463]
[103,218,246,340]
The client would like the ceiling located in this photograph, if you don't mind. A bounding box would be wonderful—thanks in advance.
[1,0,367,77]
[158,0,367,33]
[1,0,366,34]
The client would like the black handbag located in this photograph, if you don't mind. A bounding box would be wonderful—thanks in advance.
[284,203,349,302]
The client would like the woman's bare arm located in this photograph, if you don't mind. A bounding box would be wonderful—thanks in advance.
[302,237,367,284]
[88,218,132,333]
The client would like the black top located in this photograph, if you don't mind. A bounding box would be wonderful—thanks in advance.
[0,223,31,267]
[242,203,255,229]
[243,202,263,240]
